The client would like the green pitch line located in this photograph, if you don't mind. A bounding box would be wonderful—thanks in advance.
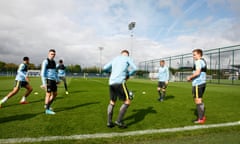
[0,121,239,143]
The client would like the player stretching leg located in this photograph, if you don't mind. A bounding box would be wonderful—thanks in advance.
[157,60,169,102]
[0,57,33,108]
[187,49,207,124]
[41,49,60,115]
[103,50,137,128]
[56,59,69,95]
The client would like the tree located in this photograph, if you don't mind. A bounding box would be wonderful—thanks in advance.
[67,64,82,73]
[4,63,18,72]
[82,66,98,73]
[0,61,6,71]
[28,63,36,70]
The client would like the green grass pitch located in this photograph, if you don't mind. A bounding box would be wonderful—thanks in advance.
[0,77,240,143]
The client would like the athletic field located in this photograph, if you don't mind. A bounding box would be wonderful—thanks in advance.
[0,77,240,144]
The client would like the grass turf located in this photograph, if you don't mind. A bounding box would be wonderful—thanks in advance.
[0,77,240,143]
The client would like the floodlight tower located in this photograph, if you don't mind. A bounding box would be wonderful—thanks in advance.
[128,22,136,57]
[99,46,104,74]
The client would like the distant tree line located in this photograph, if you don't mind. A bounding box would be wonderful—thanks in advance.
[0,61,37,72]
[0,61,102,74]
[0,60,151,77]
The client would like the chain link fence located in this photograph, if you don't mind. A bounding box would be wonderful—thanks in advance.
[138,45,240,85]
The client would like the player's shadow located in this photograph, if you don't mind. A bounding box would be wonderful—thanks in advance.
[55,97,64,100]
[55,102,100,112]
[3,98,45,108]
[124,106,157,126]
[68,90,89,94]
[164,95,175,101]
[0,113,41,124]
[191,108,198,117]
[0,89,12,92]
[190,107,207,118]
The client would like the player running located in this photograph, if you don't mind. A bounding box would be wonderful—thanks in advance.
[103,50,137,128]
[187,49,207,124]
[0,57,33,108]
[41,49,60,115]
[157,60,169,102]
[56,59,69,95]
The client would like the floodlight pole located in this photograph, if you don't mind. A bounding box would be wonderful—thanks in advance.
[99,47,104,74]
[128,22,136,57]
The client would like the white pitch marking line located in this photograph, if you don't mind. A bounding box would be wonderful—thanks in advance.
[0,121,240,144]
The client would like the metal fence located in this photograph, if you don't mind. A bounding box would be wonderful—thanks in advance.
[138,44,240,85]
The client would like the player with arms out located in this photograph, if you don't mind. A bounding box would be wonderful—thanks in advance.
[157,60,169,102]
[41,49,60,115]
[0,57,33,108]
[103,50,137,128]
[56,59,69,95]
[187,49,207,124]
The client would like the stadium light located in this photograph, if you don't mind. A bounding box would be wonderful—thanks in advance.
[99,47,104,74]
[128,22,136,30]
[128,22,136,57]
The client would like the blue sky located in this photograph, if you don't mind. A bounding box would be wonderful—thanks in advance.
[0,0,239,66]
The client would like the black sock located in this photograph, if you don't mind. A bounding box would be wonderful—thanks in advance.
[107,104,114,123]
[47,97,55,110]
[158,91,162,99]
[200,103,205,118]
[197,103,204,119]
[117,104,129,122]
[45,104,49,110]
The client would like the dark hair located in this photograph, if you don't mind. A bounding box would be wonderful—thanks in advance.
[59,59,63,63]
[192,49,203,56]
[160,60,165,63]
[23,56,29,61]
[121,50,129,56]
[49,49,56,53]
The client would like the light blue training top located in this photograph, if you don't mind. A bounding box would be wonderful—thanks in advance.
[15,63,28,81]
[103,55,137,85]
[41,59,59,86]
[158,66,169,82]
[192,59,207,86]
[56,64,66,77]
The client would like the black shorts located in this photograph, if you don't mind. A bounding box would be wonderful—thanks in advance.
[14,80,29,88]
[47,79,57,92]
[109,83,129,101]
[158,81,167,89]
[192,83,206,99]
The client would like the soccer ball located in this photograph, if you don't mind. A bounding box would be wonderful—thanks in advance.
[129,91,134,100]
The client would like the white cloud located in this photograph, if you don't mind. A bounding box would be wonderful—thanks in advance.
[0,0,239,68]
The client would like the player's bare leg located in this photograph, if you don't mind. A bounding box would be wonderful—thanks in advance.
[44,92,56,114]
[0,87,20,107]
[161,88,166,101]
[20,84,33,104]
[107,100,115,128]
[194,98,205,124]
[115,99,130,128]
[157,87,163,101]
